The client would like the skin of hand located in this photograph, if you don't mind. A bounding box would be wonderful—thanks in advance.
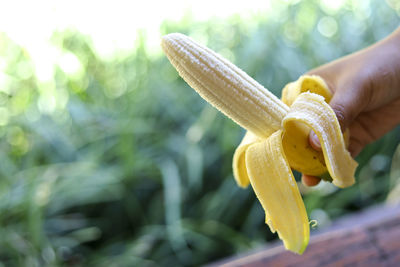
[302,27,400,187]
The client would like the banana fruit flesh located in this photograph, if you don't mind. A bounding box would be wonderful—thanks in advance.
[161,33,358,254]
[161,33,288,139]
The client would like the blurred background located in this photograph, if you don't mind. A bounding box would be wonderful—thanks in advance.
[0,0,400,266]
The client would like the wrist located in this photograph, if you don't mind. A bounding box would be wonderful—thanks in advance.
[364,27,400,105]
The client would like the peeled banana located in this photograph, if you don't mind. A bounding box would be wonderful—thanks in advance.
[161,33,358,254]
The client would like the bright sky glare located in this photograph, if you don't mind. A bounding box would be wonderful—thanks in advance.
[0,0,351,86]
[0,0,273,59]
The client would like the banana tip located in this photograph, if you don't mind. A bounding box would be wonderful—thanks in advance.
[161,33,185,50]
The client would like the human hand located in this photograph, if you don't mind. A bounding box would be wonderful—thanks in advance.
[302,27,400,186]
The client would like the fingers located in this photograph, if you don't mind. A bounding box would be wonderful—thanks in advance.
[348,136,363,157]
[327,85,365,132]
[346,97,400,157]
[309,130,322,151]
[301,174,321,186]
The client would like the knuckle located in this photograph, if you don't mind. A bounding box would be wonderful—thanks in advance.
[331,103,348,130]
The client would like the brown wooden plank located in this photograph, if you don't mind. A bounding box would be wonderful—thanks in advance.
[209,204,400,267]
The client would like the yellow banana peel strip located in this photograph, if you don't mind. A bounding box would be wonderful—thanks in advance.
[246,130,309,254]
[281,75,332,106]
[161,33,358,254]
[279,74,333,177]
[232,131,261,188]
[283,92,357,188]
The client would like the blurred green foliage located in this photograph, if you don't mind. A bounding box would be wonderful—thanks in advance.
[0,0,399,266]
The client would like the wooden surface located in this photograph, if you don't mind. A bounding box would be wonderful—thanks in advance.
[209,204,400,267]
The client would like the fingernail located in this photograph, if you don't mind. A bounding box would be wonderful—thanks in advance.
[301,175,307,186]
[309,130,322,151]
[302,174,321,187]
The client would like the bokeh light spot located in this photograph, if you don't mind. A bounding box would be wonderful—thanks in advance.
[58,52,84,79]
[318,16,338,38]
